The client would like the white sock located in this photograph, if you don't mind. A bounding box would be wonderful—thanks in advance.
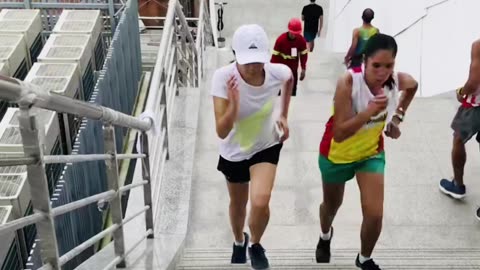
[234,237,245,247]
[320,227,332,240]
[358,253,371,264]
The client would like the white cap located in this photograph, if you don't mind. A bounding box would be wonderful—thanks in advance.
[232,24,270,65]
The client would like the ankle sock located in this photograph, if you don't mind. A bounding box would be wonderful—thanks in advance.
[358,253,371,264]
[320,227,332,240]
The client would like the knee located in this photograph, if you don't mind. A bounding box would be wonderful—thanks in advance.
[321,198,343,213]
[230,198,248,210]
[362,208,383,224]
[251,193,271,210]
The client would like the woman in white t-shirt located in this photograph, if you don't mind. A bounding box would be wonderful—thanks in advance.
[211,24,293,270]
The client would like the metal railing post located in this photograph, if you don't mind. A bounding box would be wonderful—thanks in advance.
[103,124,126,268]
[159,72,170,160]
[18,106,60,270]
[140,132,154,237]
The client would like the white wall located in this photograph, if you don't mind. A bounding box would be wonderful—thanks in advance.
[329,0,480,96]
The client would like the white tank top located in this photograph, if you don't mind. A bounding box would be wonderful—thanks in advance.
[350,66,399,129]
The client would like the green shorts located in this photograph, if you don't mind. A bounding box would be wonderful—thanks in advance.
[318,152,385,183]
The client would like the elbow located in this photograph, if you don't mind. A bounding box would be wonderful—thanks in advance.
[333,130,347,143]
[216,128,228,140]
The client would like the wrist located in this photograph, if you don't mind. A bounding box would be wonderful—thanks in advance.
[391,116,401,126]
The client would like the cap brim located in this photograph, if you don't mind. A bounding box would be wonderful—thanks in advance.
[289,30,302,35]
[235,51,270,65]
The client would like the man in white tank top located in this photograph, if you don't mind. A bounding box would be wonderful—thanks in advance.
[439,39,480,221]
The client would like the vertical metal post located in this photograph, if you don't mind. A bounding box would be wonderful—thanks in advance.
[24,0,31,9]
[159,72,170,160]
[103,124,126,268]
[140,132,154,237]
[18,106,60,270]
[108,0,117,33]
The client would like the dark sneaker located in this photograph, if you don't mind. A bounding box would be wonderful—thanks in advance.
[476,207,480,221]
[439,179,466,199]
[316,227,333,263]
[248,243,269,270]
[355,254,381,270]
[231,232,249,264]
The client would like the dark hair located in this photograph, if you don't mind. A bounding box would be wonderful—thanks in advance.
[310,0,316,2]
[364,33,398,89]
[362,8,374,24]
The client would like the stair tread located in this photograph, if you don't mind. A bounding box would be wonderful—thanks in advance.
[177,248,480,269]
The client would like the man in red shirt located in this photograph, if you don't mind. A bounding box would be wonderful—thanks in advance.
[271,18,308,96]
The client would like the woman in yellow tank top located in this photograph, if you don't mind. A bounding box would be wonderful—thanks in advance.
[314,34,418,270]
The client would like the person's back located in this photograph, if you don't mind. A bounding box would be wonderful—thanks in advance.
[345,8,379,68]
[354,26,379,57]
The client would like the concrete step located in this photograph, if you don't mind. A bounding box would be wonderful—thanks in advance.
[176,248,480,269]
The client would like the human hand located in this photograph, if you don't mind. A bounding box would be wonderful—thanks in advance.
[366,94,388,117]
[276,116,289,142]
[385,121,401,139]
[299,69,306,81]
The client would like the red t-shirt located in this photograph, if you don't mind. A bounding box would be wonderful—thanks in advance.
[271,32,308,73]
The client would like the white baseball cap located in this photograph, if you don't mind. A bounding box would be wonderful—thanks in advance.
[232,24,270,65]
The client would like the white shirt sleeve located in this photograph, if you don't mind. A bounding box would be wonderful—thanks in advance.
[211,67,229,99]
[269,63,293,82]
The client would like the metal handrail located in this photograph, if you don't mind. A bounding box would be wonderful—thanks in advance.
[0,79,152,131]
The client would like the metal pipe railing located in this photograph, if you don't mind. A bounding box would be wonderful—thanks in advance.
[51,190,117,217]
[0,79,152,131]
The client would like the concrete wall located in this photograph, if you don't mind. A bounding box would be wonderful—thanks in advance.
[328,0,480,96]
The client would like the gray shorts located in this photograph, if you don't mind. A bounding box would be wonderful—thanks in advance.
[451,106,480,144]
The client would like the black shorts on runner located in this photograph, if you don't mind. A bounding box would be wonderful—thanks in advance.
[217,143,283,183]
[451,105,480,144]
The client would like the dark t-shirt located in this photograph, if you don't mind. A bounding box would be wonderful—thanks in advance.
[302,3,323,33]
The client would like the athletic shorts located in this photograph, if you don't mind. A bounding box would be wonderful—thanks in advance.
[303,31,317,42]
[451,105,480,144]
[217,143,283,183]
[318,152,385,184]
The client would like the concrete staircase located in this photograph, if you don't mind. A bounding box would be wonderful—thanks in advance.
[177,248,480,269]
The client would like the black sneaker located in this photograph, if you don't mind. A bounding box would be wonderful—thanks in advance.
[355,254,381,270]
[248,243,269,270]
[315,227,333,263]
[476,207,480,221]
[231,232,249,264]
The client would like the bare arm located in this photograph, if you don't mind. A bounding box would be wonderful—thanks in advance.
[461,40,480,95]
[213,97,237,139]
[318,15,323,35]
[280,75,294,119]
[345,29,359,62]
[396,72,418,113]
[333,73,375,142]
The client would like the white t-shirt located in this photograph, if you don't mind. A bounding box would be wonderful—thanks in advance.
[211,62,292,161]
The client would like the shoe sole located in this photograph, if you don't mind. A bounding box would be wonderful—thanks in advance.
[439,183,465,200]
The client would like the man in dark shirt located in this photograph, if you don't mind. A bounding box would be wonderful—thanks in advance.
[302,0,323,52]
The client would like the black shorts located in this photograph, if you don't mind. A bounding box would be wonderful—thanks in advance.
[451,105,480,144]
[217,143,283,183]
